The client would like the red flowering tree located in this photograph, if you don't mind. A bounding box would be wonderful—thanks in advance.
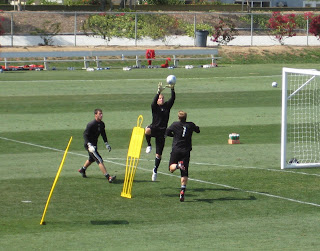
[308,14,320,39]
[0,10,5,39]
[266,12,296,45]
[304,11,314,21]
[211,16,238,45]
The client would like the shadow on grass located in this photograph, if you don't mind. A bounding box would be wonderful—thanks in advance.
[164,187,237,197]
[189,188,237,192]
[192,195,256,204]
[89,177,152,184]
[90,220,129,225]
[164,187,257,203]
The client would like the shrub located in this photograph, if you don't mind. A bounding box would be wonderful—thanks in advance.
[82,11,180,42]
[308,13,320,39]
[138,14,180,40]
[182,23,213,37]
[144,0,184,5]
[0,10,4,39]
[30,20,61,46]
[239,14,270,29]
[266,12,296,45]
[211,16,238,45]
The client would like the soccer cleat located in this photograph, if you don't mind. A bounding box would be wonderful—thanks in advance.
[108,175,116,183]
[152,168,157,182]
[78,168,87,178]
[180,190,185,202]
[146,146,152,154]
[177,161,185,171]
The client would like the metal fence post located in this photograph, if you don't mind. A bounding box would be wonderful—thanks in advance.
[250,13,253,46]
[194,13,196,46]
[44,57,48,70]
[135,13,137,47]
[307,17,309,47]
[11,12,14,47]
[74,12,77,47]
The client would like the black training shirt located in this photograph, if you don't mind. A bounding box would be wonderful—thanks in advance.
[166,121,200,152]
[83,119,108,146]
[151,89,175,130]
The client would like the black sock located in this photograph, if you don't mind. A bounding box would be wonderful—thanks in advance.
[105,173,110,179]
[181,185,186,192]
[146,135,151,146]
[154,156,161,172]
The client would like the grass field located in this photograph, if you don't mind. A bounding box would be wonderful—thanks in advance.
[1,63,320,250]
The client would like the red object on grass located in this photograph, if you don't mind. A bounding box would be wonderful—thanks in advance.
[146,49,155,65]
[161,57,171,68]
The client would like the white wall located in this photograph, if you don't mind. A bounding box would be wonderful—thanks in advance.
[1,34,320,47]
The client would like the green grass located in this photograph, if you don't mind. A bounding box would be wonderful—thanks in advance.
[219,47,320,65]
[1,63,320,250]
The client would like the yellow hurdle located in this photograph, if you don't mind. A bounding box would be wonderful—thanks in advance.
[121,115,144,199]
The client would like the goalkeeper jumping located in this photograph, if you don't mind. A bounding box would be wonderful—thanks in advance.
[145,82,175,182]
[78,108,116,183]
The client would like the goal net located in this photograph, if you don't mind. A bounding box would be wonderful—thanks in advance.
[281,67,320,169]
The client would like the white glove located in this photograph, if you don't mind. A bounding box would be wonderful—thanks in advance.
[105,142,112,152]
[157,82,165,94]
[87,143,95,153]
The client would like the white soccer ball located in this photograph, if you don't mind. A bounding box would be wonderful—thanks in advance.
[272,82,278,87]
[166,75,176,85]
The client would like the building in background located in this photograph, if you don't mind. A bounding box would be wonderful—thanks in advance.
[221,0,308,8]
[303,0,320,7]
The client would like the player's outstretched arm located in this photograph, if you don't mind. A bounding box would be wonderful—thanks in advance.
[157,82,165,94]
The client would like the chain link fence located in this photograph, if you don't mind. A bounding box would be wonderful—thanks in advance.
[0,11,318,47]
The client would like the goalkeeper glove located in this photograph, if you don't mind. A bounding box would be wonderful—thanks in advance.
[166,84,175,90]
[87,142,95,153]
[157,82,165,94]
[105,142,112,152]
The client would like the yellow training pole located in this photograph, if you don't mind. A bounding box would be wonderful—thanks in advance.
[121,115,144,199]
[40,136,73,225]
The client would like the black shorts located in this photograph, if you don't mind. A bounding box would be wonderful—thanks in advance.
[146,125,166,155]
[84,144,103,164]
[169,151,190,177]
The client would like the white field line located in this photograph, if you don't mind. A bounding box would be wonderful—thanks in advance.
[0,75,280,83]
[191,161,320,177]
[1,136,320,208]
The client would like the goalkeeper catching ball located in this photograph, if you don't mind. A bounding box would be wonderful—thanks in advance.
[79,108,116,183]
[145,81,176,182]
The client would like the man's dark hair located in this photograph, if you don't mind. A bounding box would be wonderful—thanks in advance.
[94,108,102,114]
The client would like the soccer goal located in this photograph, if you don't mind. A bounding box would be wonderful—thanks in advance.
[281,67,320,169]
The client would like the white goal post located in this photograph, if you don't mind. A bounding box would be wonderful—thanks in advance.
[281,67,320,169]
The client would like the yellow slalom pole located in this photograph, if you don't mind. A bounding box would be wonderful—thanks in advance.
[40,136,73,225]
[121,115,144,199]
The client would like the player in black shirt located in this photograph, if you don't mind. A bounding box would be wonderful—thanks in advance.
[145,82,175,181]
[165,111,200,202]
[78,108,116,183]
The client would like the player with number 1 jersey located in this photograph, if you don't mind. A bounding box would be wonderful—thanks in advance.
[165,111,200,202]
